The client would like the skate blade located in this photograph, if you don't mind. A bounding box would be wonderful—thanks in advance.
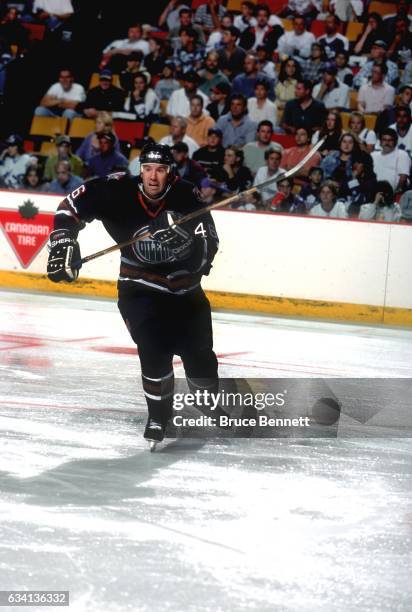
[149,440,159,452]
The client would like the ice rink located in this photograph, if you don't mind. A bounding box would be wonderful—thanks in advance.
[1,289,411,612]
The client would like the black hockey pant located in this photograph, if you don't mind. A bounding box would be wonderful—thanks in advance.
[118,287,218,425]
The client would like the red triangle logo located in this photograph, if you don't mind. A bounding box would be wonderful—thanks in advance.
[0,207,55,268]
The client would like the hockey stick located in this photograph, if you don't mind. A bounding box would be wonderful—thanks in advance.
[76,137,325,266]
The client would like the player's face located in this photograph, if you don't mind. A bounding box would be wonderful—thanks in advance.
[141,163,169,197]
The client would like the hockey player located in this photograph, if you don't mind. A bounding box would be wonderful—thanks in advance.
[47,143,220,446]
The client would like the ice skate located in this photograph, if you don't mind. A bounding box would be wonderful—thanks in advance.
[144,418,165,452]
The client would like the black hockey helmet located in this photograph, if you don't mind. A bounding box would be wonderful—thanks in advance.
[138,142,176,201]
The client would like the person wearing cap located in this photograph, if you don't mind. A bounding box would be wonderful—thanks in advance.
[86,132,128,178]
[353,40,399,89]
[216,94,257,147]
[193,128,225,180]
[166,70,209,118]
[312,64,349,111]
[316,14,349,61]
[159,116,199,157]
[119,51,150,92]
[217,26,246,80]
[34,68,86,120]
[154,62,180,101]
[277,15,315,61]
[186,95,216,147]
[198,50,230,98]
[206,81,231,121]
[242,120,281,176]
[0,135,36,189]
[82,70,125,119]
[358,63,395,115]
[170,141,206,186]
[46,160,83,195]
[200,177,226,204]
[43,135,84,182]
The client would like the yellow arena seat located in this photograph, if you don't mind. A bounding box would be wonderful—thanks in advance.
[346,22,363,43]
[29,116,68,138]
[148,123,170,142]
[68,118,95,138]
[39,141,57,155]
[368,2,396,17]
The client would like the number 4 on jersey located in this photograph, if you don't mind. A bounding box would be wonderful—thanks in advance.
[194,222,207,237]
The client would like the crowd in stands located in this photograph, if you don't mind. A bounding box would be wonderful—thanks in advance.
[1,0,412,222]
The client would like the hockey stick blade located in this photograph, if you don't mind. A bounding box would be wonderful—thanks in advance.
[75,137,326,267]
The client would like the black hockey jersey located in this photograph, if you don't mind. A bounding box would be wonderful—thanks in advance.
[53,172,219,295]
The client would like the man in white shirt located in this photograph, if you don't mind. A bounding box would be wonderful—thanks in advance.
[389,106,412,159]
[254,148,285,204]
[317,13,349,60]
[103,24,150,58]
[372,129,411,192]
[167,71,209,118]
[247,79,277,127]
[159,116,199,157]
[34,68,85,119]
[32,0,73,29]
[277,16,315,61]
[358,63,395,114]
[312,65,349,110]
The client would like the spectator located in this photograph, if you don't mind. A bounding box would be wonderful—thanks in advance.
[222,145,253,193]
[347,111,377,154]
[119,51,150,92]
[300,43,327,85]
[32,0,73,30]
[353,41,399,90]
[170,142,206,186]
[234,1,257,33]
[87,132,128,178]
[200,177,227,205]
[256,44,277,82]
[247,79,277,128]
[159,115,199,156]
[198,50,230,98]
[186,95,216,147]
[47,159,82,195]
[359,181,401,222]
[268,177,305,214]
[339,152,378,216]
[254,148,285,204]
[216,94,257,147]
[312,110,344,156]
[154,61,180,101]
[353,13,387,56]
[205,13,234,52]
[82,70,125,118]
[76,111,120,164]
[399,189,412,223]
[0,135,34,189]
[282,127,321,178]
[371,128,411,192]
[281,0,322,24]
[22,166,48,192]
[121,73,159,123]
[217,26,246,80]
[0,6,29,52]
[277,15,315,62]
[321,133,361,180]
[300,166,323,209]
[309,180,348,218]
[243,120,280,175]
[387,16,412,66]
[275,58,302,111]
[335,51,353,88]
[168,8,205,45]
[102,24,150,73]
[401,64,412,89]
[173,27,205,76]
[317,14,349,61]
[388,106,412,158]
[43,135,83,181]
[374,84,412,135]
[193,127,225,180]
[206,81,231,121]
[194,0,226,36]
[232,53,273,100]
[144,37,166,77]
[166,70,209,118]
[281,79,326,135]
[240,3,283,53]
[34,68,85,120]
[312,64,349,111]
[358,63,395,115]
[158,1,190,32]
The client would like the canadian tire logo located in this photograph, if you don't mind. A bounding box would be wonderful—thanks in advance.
[0,200,54,268]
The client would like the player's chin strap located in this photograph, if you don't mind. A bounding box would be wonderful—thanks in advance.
[137,180,173,203]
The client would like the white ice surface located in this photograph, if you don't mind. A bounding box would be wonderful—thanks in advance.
[0,290,411,612]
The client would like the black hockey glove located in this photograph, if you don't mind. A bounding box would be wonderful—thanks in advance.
[47,229,81,283]
[149,211,193,259]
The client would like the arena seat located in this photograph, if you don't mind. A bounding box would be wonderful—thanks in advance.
[29,116,68,138]
[227,0,253,10]
[346,22,363,42]
[113,120,145,144]
[271,133,295,148]
[39,141,57,155]
[281,18,293,31]
[148,123,170,142]
[129,148,141,161]
[350,90,358,110]
[368,2,396,17]
[68,118,95,138]
[21,23,46,41]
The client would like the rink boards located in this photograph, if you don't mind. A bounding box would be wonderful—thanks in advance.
[1,188,412,326]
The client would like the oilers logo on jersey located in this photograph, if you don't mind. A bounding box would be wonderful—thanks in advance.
[131,225,175,265]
